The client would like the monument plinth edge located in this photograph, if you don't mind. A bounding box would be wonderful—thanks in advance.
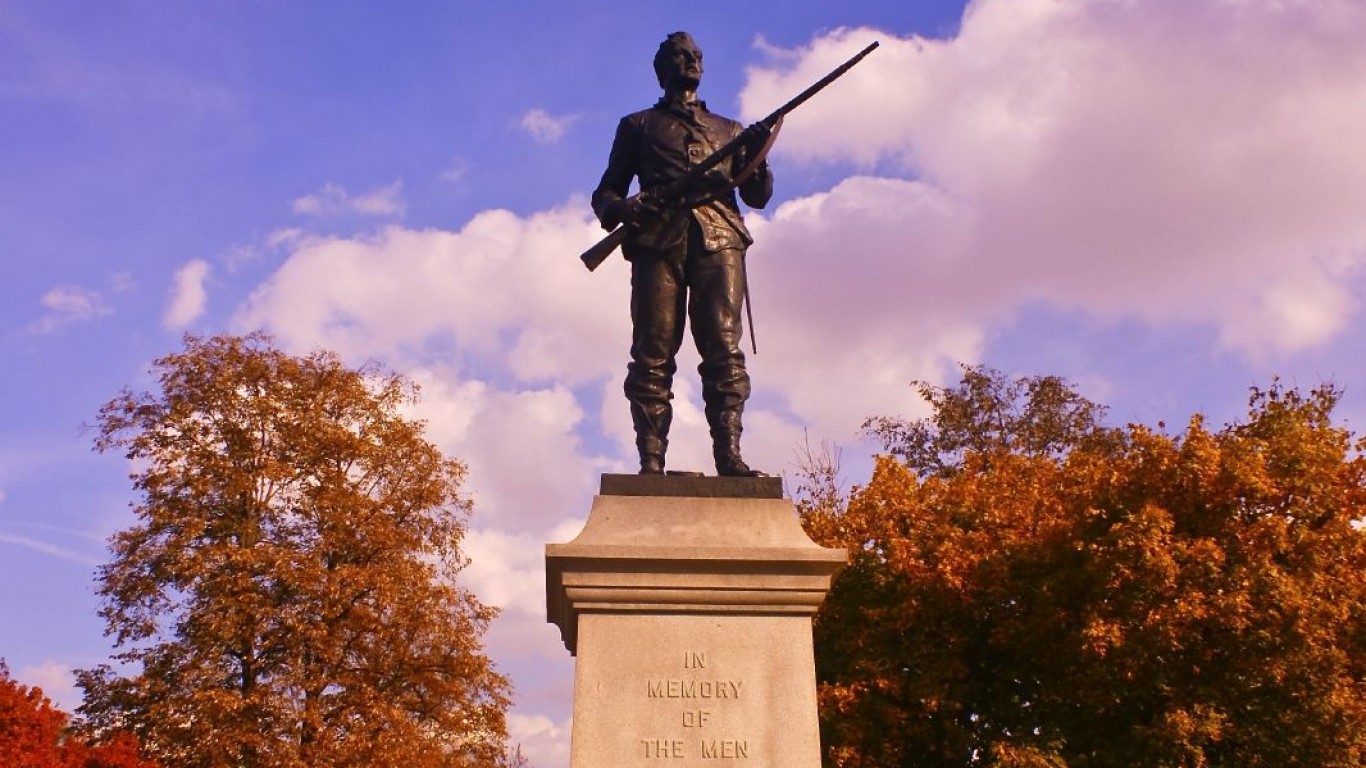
[545,479,846,654]
[599,472,784,498]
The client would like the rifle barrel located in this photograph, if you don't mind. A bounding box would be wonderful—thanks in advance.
[760,41,879,125]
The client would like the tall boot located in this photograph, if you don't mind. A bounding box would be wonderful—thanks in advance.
[709,406,765,477]
[631,400,671,474]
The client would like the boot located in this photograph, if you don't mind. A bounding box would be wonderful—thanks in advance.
[631,400,671,475]
[638,435,666,475]
[709,407,766,477]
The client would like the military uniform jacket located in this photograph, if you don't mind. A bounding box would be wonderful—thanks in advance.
[592,97,773,259]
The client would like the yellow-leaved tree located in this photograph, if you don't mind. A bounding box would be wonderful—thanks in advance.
[78,334,517,768]
[804,366,1366,768]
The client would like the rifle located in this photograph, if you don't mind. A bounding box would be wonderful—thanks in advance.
[580,40,879,271]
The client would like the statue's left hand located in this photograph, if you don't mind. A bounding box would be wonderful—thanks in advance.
[740,122,772,154]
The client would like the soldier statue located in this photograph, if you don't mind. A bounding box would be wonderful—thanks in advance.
[592,31,773,477]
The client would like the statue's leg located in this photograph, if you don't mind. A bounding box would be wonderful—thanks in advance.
[688,243,761,477]
[626,251,687,474]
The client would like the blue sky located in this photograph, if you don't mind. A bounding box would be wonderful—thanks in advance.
[5,1,1366,765]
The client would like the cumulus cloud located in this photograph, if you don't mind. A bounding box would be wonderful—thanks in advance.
[400,370,607,532]
[292,181,406,218]
[30,284,110,333]
[236,202,624,385]
[461,518,585,618]
[740,0,1366,358]
[162,258,210,329]
[519,108,578,145]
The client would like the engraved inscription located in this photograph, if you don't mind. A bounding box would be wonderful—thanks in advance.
[646,679,743,699]
[638,651,751,760]
[682,709,711,727]
[701,739,749,759]
[641,739,687,758]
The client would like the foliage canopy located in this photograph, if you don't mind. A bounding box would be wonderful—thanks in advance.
[79,334,514,768]
[806,367,1366,767]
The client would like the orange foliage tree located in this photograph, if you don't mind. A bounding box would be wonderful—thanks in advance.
[0,660,159,768]
[803,366,1366,767]
[78,334,516,768]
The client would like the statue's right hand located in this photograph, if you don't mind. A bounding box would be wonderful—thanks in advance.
[607,196,653,228]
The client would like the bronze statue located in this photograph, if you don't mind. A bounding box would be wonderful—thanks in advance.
[588,32,878,477]
[592,32,772,477]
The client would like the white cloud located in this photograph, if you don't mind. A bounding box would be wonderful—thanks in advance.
[16,661,82,713]
[236,201,623,386]
[739,1,1366,358]
[462,521,583,768]
[30,284,110,333]
[266,228,302,248]
[349,182,406,217]
[507,713,572,768]
[43,286,103,315]
[401,370,606,533]
[519,108,578,145]
[162,258,210,329]
[744,177,987,432]
[461,521,584,618]
[292,181,406,218]
[220,243,261,272]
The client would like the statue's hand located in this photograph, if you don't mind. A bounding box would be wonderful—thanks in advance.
[740,122,772,155]
[605,198,635,227]
[607,195,656,227]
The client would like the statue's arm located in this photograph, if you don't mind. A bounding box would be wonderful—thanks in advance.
[733,121,773,209]
[737,161,773,209]
[591,117,639,230]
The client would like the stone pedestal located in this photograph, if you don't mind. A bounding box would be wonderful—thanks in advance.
[546,475,846,768]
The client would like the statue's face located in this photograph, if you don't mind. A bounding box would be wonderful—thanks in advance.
[659,37,704,90]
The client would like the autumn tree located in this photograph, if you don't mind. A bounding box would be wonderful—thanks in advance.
[861,364,1118,477]
[0,660,160,768]
[78,334,515,768]
[803,368,1366,767]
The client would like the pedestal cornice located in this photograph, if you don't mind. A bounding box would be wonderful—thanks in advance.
[545,479,846,654]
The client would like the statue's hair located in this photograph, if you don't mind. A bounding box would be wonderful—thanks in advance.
[653,31,699,87]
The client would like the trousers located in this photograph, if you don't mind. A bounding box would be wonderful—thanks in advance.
[624,222,750,449]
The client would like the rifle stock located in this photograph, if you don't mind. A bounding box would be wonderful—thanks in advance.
[579,40,879,271]
[581,225,629,271]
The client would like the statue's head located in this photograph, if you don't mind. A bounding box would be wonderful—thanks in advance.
[653,31,704,91]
